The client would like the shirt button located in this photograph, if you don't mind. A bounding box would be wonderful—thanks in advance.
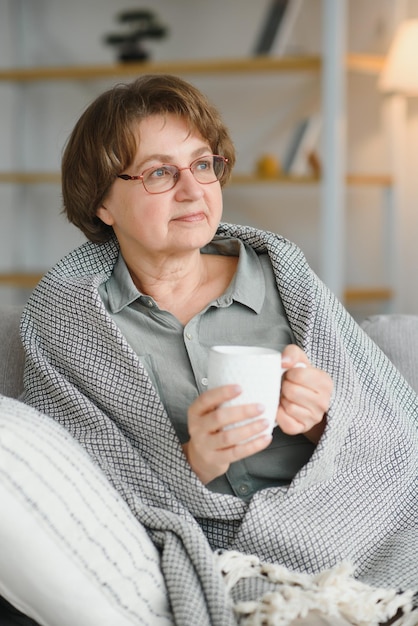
[238,483,250,495]
[201,377,208,386]
[185,333,192,340]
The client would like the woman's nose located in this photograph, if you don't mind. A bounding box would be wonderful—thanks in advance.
[174,168,204,199]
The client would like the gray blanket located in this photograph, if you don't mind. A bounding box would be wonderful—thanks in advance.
[20,223,418,623]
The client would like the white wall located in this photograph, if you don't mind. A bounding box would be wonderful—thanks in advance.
[1,0,417,317]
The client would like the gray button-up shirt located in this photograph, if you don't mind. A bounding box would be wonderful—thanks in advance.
[99,237,315,500]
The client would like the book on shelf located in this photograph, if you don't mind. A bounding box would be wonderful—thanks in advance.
[252,0,303,56]
[282,114,322,176]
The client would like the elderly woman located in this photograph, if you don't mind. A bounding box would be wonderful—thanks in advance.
[55,73,331,495]
[20,74,418,605]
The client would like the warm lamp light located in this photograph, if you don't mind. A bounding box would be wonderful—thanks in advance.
[379,20,418,96]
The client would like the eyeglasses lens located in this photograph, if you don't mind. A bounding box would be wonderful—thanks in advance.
[143,155,226,193]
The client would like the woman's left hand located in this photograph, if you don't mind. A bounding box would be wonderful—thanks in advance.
[277,344,333,444]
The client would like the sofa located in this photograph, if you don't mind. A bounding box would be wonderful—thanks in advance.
[1,304,418,626]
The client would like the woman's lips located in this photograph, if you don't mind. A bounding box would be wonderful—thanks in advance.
[173,212,206,222]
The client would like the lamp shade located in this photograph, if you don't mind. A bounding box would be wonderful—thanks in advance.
[379,20,418,96]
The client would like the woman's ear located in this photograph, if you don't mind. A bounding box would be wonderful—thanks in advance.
[96,205,114,226]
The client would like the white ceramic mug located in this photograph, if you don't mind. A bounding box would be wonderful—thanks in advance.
[207,345,285,437]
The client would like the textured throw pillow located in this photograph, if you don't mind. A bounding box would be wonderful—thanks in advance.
[0,395,173,626]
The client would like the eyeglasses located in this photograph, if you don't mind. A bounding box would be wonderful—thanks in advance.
[117,154,228,194]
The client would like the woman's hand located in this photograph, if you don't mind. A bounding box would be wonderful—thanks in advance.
[277,344,333,444]
[183,345,333,484]
[183,385,272,485]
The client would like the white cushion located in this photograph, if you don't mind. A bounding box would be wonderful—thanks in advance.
[0,396,173,626]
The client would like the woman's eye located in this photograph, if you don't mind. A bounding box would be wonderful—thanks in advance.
[195,159,211,172]
[150,167,169,179]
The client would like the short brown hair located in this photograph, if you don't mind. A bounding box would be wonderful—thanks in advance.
[62,74,236,243]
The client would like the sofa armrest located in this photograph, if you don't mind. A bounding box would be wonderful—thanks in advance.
[361,314,418,394]
[0,305,25,399]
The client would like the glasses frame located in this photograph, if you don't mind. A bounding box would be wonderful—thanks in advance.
[117,154,229,194]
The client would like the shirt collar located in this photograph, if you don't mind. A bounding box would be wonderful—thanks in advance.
[103,253,143,313]
[202,237,265,314]
[103,236,265,315]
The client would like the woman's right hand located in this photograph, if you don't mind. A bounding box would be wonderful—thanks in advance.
[182,385,272,485]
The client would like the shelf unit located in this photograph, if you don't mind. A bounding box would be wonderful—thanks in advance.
[0,51,392,307]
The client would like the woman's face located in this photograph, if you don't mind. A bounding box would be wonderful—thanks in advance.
[97,113,223,264]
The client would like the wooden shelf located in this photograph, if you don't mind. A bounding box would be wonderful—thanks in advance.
[346,53,385,74]
[231,173,321,185]
[0,172,61,184]
[0,53,386,83]
[0,55,321,82]
[344,287,393,303]
[0,171,393,187]
[345,174,392,187]
[231,173,392,187]
[0,272,44,288]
